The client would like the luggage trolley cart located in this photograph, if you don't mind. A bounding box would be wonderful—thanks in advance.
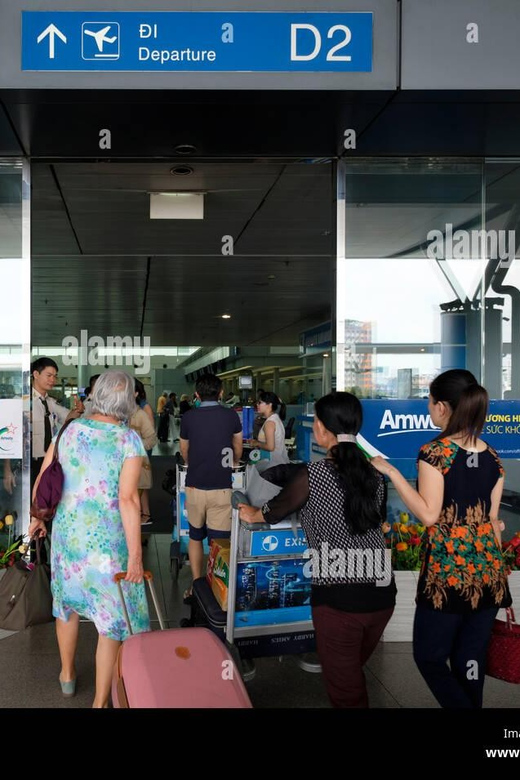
[225,508,317,663]
[170,462,247,581]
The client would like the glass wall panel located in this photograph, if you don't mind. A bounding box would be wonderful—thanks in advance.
[339,159,483,398]
[336,158,520,536]
[483,161,520,533]
[0,160,30,554]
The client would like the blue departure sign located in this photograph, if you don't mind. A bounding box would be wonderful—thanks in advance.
[21,11,373,72]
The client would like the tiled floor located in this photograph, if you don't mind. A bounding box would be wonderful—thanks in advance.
[0,531,518,709]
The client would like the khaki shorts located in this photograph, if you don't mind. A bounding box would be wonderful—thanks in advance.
[185,487,232,540]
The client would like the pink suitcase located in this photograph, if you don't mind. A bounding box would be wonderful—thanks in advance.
[112,571,252,708]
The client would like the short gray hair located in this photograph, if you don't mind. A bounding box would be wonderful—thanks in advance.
[91,371,136,420]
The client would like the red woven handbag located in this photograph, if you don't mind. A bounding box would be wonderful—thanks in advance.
[487,608,520,684]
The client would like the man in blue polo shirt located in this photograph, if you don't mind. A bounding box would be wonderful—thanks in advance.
[180,374,243,598]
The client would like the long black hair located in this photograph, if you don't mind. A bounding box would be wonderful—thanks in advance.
[430,369,488,446]
[134,378,147,404]
[315,392,382,534]
[258,391,286,422]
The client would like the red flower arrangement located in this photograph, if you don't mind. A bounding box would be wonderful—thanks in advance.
[502,532,520,572]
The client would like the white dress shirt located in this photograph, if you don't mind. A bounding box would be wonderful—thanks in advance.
[32,387,70,458]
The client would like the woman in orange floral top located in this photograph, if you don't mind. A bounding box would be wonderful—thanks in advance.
[372,369,511,708]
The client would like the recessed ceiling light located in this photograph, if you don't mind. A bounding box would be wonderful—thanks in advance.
[323,353,330,358]
[173,144,197,155]
[221,314,231,319]
[170,165,194,176]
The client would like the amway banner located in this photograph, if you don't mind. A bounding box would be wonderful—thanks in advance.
[359,400,520,460]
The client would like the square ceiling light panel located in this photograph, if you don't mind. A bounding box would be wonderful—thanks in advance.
[150,192,204,219]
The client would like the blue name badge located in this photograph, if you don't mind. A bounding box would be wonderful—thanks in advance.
[250,528,307,557]
[22,11,373,72]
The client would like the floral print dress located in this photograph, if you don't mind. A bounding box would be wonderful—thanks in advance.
[416,438,512,612]
[51,418,150,640]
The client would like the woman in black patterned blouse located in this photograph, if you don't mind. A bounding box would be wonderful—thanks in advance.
[372,369,512,708]
[240,392,396,708]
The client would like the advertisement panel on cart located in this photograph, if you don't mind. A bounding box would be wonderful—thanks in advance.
[235,559,311,628]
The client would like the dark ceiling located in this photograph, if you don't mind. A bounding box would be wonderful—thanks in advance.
[5,89,520,159]
[30,160,335,347]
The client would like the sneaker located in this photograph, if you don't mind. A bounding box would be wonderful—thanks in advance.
[140,516,154,527]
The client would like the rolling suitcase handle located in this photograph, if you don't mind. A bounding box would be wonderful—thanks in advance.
[114,571,167,633]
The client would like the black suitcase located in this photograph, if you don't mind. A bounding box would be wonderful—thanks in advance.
[182,577,227,641]
[188,577,247,675]
[157,411,170,442]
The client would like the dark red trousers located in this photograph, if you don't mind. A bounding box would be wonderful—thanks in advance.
[312,604,394,708]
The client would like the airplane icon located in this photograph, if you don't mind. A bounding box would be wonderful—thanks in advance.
[81,22,120,61]
[84,25,117,52]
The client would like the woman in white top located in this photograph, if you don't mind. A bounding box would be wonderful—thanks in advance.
[250,391,290,467]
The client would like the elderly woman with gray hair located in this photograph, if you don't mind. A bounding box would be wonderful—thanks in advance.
[29,371,150,708]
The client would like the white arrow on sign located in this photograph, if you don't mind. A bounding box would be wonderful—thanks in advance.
[36,24,67,60]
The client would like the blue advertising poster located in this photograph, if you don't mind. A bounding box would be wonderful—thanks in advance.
[22,11,373,73]
[359,399,520,460]
[235,559,311,628]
